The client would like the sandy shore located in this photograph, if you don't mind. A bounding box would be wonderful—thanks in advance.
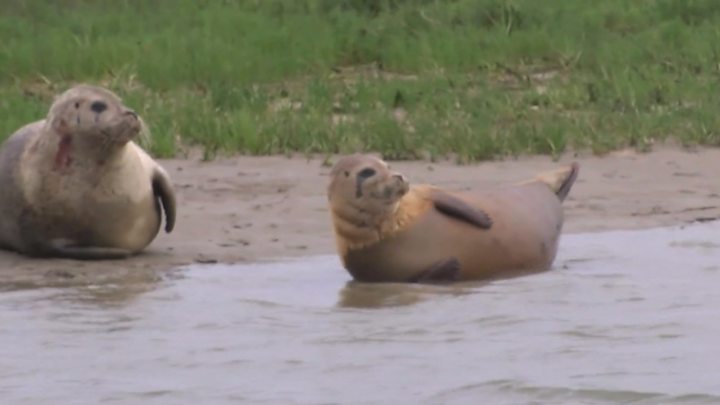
[1,145,719,288]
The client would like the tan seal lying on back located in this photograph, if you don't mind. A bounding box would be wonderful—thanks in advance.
[0,84,175,259]
[327,154,579,283]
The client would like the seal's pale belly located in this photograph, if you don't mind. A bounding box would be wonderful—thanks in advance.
[17,149,157,250]
[344,183,564,282]
[77,195,160,250]
[34,185,160,251]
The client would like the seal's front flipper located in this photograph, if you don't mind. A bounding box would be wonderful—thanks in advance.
[50,242,132,260]
[431,192,492,229]
[408,257,461,283]
[152,168,176,233]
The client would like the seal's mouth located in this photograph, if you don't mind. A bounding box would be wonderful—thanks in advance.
[103,112,142,144]
[395,176,409,196]
[371,175,409,203]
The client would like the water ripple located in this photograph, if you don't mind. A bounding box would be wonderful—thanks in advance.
[1,222,719,404]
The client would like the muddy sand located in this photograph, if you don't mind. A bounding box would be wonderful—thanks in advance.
[1,146,719,288]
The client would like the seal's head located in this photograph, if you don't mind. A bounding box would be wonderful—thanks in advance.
[328,154,409,218]
[46,84,144,150]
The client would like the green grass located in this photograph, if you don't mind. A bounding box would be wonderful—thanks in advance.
[2,0,720,161]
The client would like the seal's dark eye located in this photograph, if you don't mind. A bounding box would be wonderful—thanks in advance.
[74,102,80,109]
[90,101,107,113]
[357,168,376,179]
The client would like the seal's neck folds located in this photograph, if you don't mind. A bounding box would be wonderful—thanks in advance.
[330,200,402,253]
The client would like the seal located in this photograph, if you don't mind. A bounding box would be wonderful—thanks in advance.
[327,154,579,283]
[0,84,176,259]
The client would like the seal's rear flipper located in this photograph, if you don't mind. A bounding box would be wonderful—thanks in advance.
[555,162,580,202]
[431,191,493,229]
[152,168,176,233]
[408,257,461,283]
[529,162,580,202]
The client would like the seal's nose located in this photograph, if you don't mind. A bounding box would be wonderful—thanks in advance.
[124,109,138,119]
[392,173,406,183]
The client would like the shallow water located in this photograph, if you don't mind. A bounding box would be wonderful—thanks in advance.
[1,222,720,405]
